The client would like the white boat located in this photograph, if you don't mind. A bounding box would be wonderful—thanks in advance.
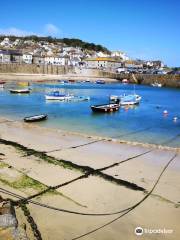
[110,94,141,103]
[69,96,90,102]
[151,82,162,87]
[122,79,129,84]
[45,91,74,101]
[120,95,140,105]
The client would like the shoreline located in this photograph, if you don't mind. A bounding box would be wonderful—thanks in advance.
[0,116,179,152]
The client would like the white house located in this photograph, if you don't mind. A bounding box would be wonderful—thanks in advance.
[23,54,33,64]
[84,57,122,69]
[0,38,12,48]
[44,56,69,65]
[0,50,10,63]
[111,51,129,61]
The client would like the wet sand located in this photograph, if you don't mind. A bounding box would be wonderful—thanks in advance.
[0,117,180,239]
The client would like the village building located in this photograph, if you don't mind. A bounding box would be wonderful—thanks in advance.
[123,60,143,69]
[32,55,45,65]
[44,55,69,65]
[0,50,22,63]
[84,57,122,69]
[111,51,129,61]
[0,50,11,63]
[22,53,33,64]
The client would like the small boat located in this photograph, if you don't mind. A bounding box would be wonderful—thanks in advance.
[91,103,120,113]
[24,114,48,122]
[18,82,30,87]
[95,80,105,84]
[151,82,162,87]
[110,94,141,103]
[120,95,140,105]
[45,91,74,101]
[69,96,90,102]
[0,81,6,84]
[122,79,129,84]
[0,84,4,88]
[9,88,30,94]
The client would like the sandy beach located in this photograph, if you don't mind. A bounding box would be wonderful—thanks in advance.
[0,73,118,83]
[0,117,179,239]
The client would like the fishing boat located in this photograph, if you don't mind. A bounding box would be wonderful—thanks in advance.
[91,103,120,113]
[95,80,105,84]
[120,95,140,105]
[110,94,141,103]
[9,88,30,94]
[45,91,74,100]
[122,79,129,84]
[69,79,75,83]
[151,82,162,87]
[69,96,90,102]
[24,114,48,122]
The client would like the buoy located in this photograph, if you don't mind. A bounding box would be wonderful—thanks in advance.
[173,117,178,122]
[163,110,168,115]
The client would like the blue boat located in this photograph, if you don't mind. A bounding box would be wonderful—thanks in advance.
[96,80,105,84]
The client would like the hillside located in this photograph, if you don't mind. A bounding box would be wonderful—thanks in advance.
[0,35,110,53]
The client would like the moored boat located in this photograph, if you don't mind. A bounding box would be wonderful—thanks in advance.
[24,114,48,122]
[0,81,6,84]
[18,82,30,87]
[151,82,162,87]
[120,95,140,105]
[110,94,141,103]
[9,88,30,94]
[91,103,120,113]
[95,80,105,84]
[45,91,74,100]
[69,96,90,102]
[122,79,129,84]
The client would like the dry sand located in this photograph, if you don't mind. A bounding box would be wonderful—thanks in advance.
[0,117,180,240]
[0,73,118,83]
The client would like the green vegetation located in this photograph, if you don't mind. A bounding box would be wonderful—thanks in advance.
[0,161,9,168]
[0,174,46,191]
[0,35,110,53]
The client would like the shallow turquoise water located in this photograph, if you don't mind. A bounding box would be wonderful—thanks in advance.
[0,81,180,147]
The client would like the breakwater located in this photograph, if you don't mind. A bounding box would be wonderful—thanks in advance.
[98,71,180,88]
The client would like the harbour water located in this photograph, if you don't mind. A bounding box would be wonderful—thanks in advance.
[0,81,180,147]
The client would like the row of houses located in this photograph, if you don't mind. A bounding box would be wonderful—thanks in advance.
[0,49,164,72]
[0,50,73,66]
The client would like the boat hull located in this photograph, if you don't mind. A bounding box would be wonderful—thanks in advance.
[24,114,47,122]
[91,104,120,113]
[45,95,74,100]
[10,89,30,94]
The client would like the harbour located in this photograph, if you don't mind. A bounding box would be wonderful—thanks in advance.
[0,80,180,148]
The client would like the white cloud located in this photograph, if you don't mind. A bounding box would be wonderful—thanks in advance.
[0,27,35,36]
[44,24,60,36]
[0,24,62,37]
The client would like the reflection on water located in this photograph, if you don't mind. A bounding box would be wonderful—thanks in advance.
[0,81,180,147]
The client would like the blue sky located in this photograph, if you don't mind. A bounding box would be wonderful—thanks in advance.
[0,0,179,66]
